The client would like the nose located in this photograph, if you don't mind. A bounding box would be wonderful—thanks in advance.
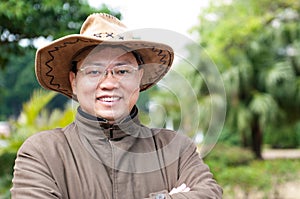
[98,72,120,90]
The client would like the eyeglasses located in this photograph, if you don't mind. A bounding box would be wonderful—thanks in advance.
[78,65,139,81]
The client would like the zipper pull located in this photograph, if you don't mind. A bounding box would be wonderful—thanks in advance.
[109,127,113,139]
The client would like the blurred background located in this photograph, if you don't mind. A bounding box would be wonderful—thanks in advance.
[1,0,300,198]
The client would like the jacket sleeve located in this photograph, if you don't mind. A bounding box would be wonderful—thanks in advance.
[146,137,222,199]
[11,138,62,199]
[171,142,223,199]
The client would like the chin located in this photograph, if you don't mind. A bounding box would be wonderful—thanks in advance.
[96,111,119,121]
[96,107,128,118]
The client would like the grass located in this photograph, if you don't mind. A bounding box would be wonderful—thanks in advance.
[204,144,300,199]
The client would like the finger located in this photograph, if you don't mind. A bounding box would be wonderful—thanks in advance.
[182,187,190,192]
[169,183,187,195]
[177,183,187,192]
[169,188,177,195]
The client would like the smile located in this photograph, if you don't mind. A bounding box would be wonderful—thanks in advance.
[97,96,121,102]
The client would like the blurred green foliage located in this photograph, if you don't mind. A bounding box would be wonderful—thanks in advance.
[0,48,39,119]
[0,0,121,66]
[205,144,300,198]
[265,123,300,148]
[0,90,76,198]
[0,152,16,198]
[205,144,255,168]
[188,0,300,158]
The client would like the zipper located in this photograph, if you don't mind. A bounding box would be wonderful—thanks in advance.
[107,128,117,199]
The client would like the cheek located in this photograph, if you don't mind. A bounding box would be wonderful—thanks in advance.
[76,79,98,97]
[124,83,141,106]
[125,72,143,106]
[69,73,98,97]
[124,80,140,92]
[127,71,143,92]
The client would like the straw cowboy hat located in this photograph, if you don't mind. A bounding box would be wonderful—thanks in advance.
[35,13,174,99]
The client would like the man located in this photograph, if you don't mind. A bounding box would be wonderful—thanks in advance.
[11,13,222,199]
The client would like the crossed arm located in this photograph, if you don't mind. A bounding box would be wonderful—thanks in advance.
[146,140,222,199]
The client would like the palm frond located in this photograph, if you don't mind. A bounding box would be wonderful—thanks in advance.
[249,92,280,126]
[222,66,240,98]
[265,62,295,99]
[18,90,57,127]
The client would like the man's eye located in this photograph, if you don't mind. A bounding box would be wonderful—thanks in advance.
[91,70,101,74]
[86,68,102,75]
[116,69,130,75]
[115,66,134,75]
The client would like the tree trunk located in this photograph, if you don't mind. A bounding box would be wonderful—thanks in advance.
[251,117,263,159]
[241,130,250,148]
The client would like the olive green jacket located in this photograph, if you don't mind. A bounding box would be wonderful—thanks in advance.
[11,107,222,199]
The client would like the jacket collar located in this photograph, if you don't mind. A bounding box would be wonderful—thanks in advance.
[75,106,151,140]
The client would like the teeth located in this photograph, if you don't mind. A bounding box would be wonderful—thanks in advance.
[98,97,120,102]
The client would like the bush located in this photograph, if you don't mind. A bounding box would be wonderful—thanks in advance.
[207,155,300,198]
[0,152,16,198]
[264,124,300,149]
[0,90,75,198]
[217,165,271,197]
[217,128,242,146]
[205,143,255,167]
[0,152,15,177]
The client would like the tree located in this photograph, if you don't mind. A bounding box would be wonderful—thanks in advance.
[0,0,121,119]
[0,49,39,120]
[192,0,300,158]
[0,0,121,68]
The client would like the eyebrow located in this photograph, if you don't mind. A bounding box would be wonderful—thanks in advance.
[114,61,133,66]
[84,60,134,67]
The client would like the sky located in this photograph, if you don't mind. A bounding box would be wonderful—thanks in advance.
[87,0,209,39]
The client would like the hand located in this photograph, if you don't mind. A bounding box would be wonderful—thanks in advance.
[169,183,190,195]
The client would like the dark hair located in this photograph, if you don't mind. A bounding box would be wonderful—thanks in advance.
[71,61,78,73]
[70,45,145,73]
[131,50,144,69]
[70,45,98,74]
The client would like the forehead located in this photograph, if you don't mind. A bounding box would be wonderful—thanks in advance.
[74,45,136,63]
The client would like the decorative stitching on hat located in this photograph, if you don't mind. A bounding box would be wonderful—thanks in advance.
[93,32,125,40]
[106,32,114,38]
[44,38,94,93]
[93,33,102,38]
[45,49,64,91]
[149,47,171,83]
[154,48,167,64]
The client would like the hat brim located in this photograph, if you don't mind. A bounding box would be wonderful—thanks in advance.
[35,34,174,99]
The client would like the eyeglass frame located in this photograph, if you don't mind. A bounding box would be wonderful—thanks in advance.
[73,63,141,81]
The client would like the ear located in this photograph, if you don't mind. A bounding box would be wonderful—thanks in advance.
[69,72,77,95]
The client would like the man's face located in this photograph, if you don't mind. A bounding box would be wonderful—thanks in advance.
[69,46,143,123]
